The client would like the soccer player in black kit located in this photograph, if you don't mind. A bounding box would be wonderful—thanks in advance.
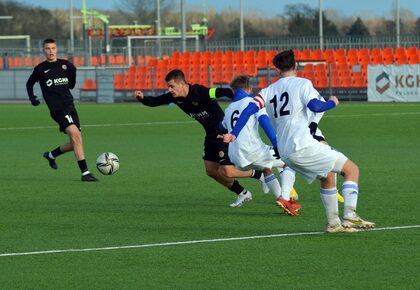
[26,38,97,182]
[134,69,265,207]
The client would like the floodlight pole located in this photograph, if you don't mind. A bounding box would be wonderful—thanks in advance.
[181,0,187,52]
[319,0,323,50]
[69,0,74,60]
[156,0,162,58]
[396,0,400,47]
[240,0,244,51]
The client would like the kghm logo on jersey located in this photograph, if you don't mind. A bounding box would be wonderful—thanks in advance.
[189,111,209,119]
[53,77,69,85]
[46,77,69,87]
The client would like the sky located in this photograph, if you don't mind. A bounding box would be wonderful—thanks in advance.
[14,0,420,18]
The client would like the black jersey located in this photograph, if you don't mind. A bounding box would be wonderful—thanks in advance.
[26,59,76,112]
[141,84,233,138]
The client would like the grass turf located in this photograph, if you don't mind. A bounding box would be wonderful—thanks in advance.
[0,102,419,289]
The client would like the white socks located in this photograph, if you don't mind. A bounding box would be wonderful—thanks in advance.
[280,167,295,200]
[320,188,340,225]
[342,181,359,219]
[264,174,282,198]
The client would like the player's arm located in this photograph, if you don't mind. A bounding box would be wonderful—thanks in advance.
[67,62,77,89]
[209,87,233,100]
[26,68,40,106]
[309,97,325,135]
[134,90,172,107]
[258,114,277,147]
[307,96,339,112]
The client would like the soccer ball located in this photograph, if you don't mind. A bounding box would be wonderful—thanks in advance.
[96,152,120,175]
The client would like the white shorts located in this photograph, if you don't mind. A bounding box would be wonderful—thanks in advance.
[282,142,348,184]
[233,145,285,171]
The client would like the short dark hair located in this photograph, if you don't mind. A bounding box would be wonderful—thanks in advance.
[42,38,56,47]
[272,50,296,71]
[230,75,250,92]
[165,69,186,83]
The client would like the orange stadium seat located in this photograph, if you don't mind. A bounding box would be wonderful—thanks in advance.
[408,54,420,64]
[113,73,124,91]
[340,77,352,87]
[293,49,301,61]
[352,77,366,88]
[358,48,370,57]
[257,50,268,69]
[383,47,394,56]
[347,48,358,57]
[257,77,268,89]
[371,54,383,64]
[331,77,340,88]
[323,49,335,63]
[81,78,97,91]
[315,77,329,88]
[383,54,394,64]
[371,48,382,57]
[300,49,312,60]
[395,54,407,65]
[311,49,324,60]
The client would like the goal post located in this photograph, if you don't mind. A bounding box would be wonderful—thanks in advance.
[126,35,200,66]
[0,35,31,56]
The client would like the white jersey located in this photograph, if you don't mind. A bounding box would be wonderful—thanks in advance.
[222,97,270,168]
[254,76,320,158]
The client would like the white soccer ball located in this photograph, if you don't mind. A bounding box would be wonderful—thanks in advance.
[96,152,120,175]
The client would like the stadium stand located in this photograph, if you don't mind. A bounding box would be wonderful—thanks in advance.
[2,47,419,91]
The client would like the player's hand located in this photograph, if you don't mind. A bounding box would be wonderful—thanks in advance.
[308,122,318,135]
[134,90,144,101]
[329,96,339,106]
[221,133,236,143]
[272,147,280,159]
[30,96,40,106]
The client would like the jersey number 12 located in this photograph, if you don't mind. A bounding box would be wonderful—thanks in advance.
[270,92,290,118]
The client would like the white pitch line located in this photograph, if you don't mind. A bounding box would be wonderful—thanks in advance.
[1,224,419,258]
[323,112,420,118]
[0,120,196,131]
[1,111,419,131]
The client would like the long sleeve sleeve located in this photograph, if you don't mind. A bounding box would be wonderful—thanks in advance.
[67,62,77,89]
[26,69,39,99]
[140,93,173,107]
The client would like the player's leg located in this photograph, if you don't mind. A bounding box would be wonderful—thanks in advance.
[261,168,281,198]
[204,160,251,207]
[43,142,73,169]
[339,159,375,229]
[320,172,341,230]
[202,139,252,207]
[43,112,76,169]
[65,124,97,182]
[280,166,296,201]
[319,138,344,204]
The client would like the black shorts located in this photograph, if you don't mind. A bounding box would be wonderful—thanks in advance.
[202,137,233,166]
[50,109,81,133]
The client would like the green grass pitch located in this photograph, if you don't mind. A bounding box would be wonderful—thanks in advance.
[0,102,419,289]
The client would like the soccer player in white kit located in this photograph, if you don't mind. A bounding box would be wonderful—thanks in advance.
[223,50,375,233]
[220,75,300,214]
